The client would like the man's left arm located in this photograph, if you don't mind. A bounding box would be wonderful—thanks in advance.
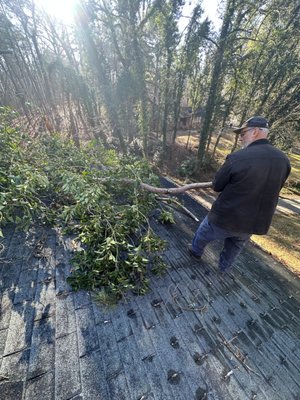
[212,156,233,192]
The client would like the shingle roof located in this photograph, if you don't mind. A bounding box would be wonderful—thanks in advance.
[0,184,300,400]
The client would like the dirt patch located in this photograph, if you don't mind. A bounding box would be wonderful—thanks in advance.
[155,138,217,183]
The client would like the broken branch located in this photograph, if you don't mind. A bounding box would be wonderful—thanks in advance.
[97,178,213,194]
[157,196,200,222]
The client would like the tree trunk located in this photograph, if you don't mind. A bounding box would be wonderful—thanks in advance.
[67,93,80,148]
[162,52,172,156]
[197,0,236,165]
[75,5,127,153]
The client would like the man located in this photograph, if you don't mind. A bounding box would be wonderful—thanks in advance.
[189,116,291,274]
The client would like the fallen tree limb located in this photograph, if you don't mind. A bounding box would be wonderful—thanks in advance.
[156,196,200,222]
[139,181,213,194]
[95,177,211,221]
[97,178,213,194]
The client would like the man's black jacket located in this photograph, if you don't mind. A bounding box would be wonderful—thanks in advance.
[208,139,291,234]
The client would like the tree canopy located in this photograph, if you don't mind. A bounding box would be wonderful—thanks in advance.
[1,0,298,161]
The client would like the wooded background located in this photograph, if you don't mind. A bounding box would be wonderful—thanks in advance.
[0,0,299,166]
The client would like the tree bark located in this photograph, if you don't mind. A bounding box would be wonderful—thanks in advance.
[97,178,213,194]
[197,0,236,165]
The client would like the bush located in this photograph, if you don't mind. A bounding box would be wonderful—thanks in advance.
[0,108,168,302]
[178,157,197,178]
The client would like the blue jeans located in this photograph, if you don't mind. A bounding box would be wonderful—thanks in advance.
[192,216,250,271]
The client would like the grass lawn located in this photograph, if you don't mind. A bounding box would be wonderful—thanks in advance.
[289,153,300,178]
[252,213,300,276]
[171,131,300,276]
[281,152,300,197]
[259,152,300,275]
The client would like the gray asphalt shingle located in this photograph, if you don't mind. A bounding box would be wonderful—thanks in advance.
[0,189,300,400]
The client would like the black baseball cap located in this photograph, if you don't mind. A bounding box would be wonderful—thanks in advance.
[232,116,269,133]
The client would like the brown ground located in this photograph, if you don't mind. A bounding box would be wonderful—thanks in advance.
[158,131,220,183]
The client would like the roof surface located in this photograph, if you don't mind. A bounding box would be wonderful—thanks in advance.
[0,184,300,400]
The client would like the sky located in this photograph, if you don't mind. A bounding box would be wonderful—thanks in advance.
[34,0,77,24]
[35,0,222,30]
[180,0,222,32]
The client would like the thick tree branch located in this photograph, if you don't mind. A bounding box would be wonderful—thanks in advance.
[139,181,213,194]
[97,178,213,194]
